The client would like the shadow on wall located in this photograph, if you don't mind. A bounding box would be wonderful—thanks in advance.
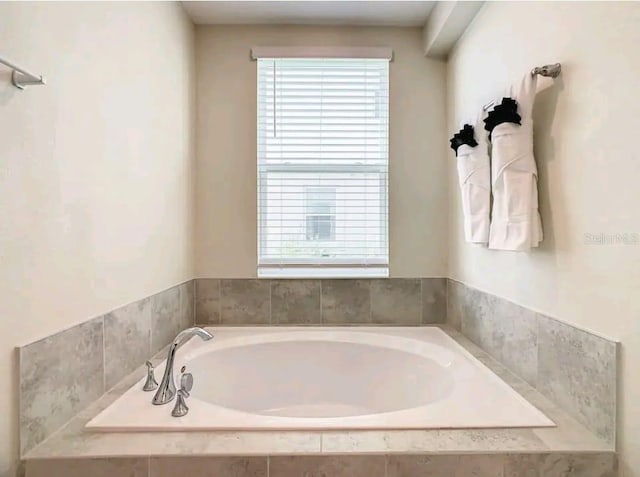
[0,71,18,106]
[531,67,565,292]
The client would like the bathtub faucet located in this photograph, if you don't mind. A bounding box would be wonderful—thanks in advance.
[152,327,213,406]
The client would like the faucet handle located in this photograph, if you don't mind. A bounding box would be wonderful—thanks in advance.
[172,371,193,417]
[142,361,159,392]
[180,369,194,396]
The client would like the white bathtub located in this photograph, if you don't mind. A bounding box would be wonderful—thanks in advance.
[87,327,554,431]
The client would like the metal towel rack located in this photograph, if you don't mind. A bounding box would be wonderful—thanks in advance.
[483,63,561,111]
[0,55,46,90]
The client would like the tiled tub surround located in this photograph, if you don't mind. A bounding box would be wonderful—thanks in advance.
[18,281,194,456]
[18,276,619,476]
[17,277,443,458]
[447,280,618,446]
[195,278,447,325]
[25,454,618,477]
[22,327,616,477]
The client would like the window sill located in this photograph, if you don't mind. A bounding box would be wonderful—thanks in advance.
[257,267,389,279]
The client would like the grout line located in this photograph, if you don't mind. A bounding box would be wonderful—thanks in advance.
[368,279,372,324]
[384,454,389,477]
[101,316,106,394]
[147,298,152,361]
[319,280,323,324]
[266,455,270,477]
[269,279,273,324]
[148,455,151,477]
[192,279,196,326]
[445,277,449,325]
[420,277,424,324]
[218,279,222,325]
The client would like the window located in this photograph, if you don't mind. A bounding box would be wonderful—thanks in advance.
[305,187,336,241]
[257,57,389,277]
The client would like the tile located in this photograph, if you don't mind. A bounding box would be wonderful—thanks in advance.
[532,415,610,452]
[446,279,465,330]
[485,298,539,386]
[458,284,495,349]
[19,318,104,455]
[195,279,220,324]
[422,278,447,324]
[388,455,461,477]
[538,453,617,477]
[388,455,504,477]
[503,454,541,477]
[220,279,270,324]
[151,285,182,353]
[321,428,546,454]
[25,415,322,459]
[150,457,267,477]
[179,280,195,329]
[271,280,321,324]
[455,283,538,386]
[26,457,148,477]
[104,297,151,390]
[537,315,617,444]
[269,456,385,477]
[370,279,421,324]
[321,280,370,324]
[504,453,617,477]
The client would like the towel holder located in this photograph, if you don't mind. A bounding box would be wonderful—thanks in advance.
[0,54,46,90]
[483,63,561,111]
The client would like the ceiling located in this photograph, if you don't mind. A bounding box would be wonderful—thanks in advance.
[181,1,435,27]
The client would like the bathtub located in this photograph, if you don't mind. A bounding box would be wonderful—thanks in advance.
[87,327,554,431]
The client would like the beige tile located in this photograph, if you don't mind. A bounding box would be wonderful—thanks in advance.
[221,279,270,324]
[388,455,504,477]
[453,282,538,386]
[151,285,182,352]
[446,279,464,330]
[196,279,221,324]
[503,454,541,477]
[388,455,460,476]
[321,428,546,454]
[321,280,370,324]
[150,456,267,477]
[271,280,321,324]
[422,278,447,324]
[180,280,195,329]
[24,412,322,459]
[19,318,104,454]
[537,316,617,444]
[269,456,385,477]
[26,458,148,477]
[104,297,151,390]
[538,453,617,477]
[370,279,421,324]
[504,453,617,477]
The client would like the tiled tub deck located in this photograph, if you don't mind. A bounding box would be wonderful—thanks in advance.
[22,327,616,477]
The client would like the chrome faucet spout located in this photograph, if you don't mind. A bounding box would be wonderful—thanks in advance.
[152,327,213,405]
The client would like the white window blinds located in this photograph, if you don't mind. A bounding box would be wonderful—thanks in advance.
[257,58,389,276]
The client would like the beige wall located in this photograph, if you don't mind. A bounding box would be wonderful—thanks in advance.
[0,2,195,475]
[195,25,448,278]
[447,2,640,473]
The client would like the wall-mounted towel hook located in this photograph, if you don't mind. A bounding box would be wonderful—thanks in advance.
[0,55,46,90]
[483,63,562,111]
[531,63,561,78]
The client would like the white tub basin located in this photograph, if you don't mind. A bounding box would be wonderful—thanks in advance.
[87,327,554,431]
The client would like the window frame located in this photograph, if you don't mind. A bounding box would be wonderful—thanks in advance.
[256,57,390,277]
